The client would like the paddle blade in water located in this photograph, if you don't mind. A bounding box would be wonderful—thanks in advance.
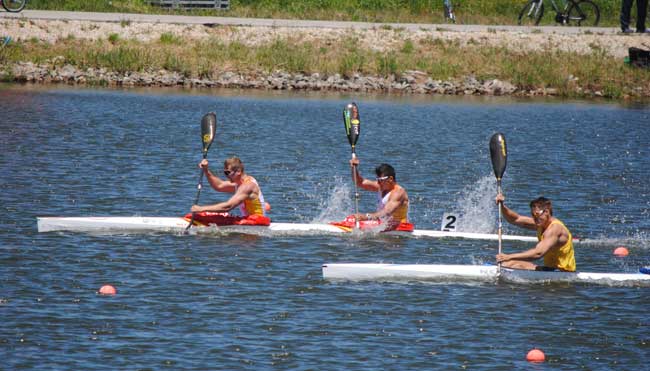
[489,133,507,180]
[201,112,217,155]
[343,103,360,149]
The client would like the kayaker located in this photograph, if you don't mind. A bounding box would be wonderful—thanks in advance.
[495,195,575,272]
[189,157,270,225]
[344,157,413,231]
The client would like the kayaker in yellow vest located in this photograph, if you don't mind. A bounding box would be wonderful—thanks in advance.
[190,157,270,225]
[495,195,576,272]
[348,157,412,231]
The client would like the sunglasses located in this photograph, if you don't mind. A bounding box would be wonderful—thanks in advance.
[376,176,390,182]
[224,169,238,177]
[532,208,547,217]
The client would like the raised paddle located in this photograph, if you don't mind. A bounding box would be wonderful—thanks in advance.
[343,102,361,228]
[185,112,217,232]
[489,133,507,269]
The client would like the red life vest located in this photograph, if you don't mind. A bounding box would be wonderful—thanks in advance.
[184,211,271,226]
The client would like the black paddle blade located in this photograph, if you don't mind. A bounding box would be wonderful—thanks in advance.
[343,102,360,148]
[489,133,507,180]
[201,112,217,155]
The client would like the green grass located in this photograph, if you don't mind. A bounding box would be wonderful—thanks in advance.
[159,32,181,44]
[3,33,648,99]
[26,0,625,27]
[4,1,645,99]
[108,33,120,44]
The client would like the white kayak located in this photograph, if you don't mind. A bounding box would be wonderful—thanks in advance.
[36,216,541,241]
[321,263,650,286]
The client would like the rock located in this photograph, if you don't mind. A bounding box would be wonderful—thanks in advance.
[403,70,429,84]
[58,64,78,80]
[483,79,517,95]
[4,60,564,98]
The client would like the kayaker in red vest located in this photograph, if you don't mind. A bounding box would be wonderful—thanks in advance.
[189,157,270,226]
[495,195,575,272]
[347,157,413,231]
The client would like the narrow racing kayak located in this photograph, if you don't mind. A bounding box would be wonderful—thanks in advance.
[36,216,542,241]
[321,263,650,286]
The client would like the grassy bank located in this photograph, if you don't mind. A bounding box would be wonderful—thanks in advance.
[27,0,625,27]
[2,32,647,99]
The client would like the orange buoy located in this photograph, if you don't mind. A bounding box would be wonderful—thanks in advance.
[613,247,629,257]
[264,202,271,212]
[526,348,545,363]
[98,284,117,296]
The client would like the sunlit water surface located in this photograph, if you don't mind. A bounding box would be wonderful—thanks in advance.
[1,84,650,369]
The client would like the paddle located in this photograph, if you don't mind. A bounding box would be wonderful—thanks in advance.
[489,133,507,269]
[343,102,361,228]
[185,112,217,232]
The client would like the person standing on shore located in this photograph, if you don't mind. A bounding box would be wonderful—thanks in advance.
[443,0,456,23]
[495,195,576,272]
[621,0,649,33]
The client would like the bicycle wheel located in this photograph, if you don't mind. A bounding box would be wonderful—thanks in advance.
[567,0,599,26]
[518,0,544,26]
[2,0,27,12]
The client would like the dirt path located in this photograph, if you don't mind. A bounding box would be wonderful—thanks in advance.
[2,10,649,58]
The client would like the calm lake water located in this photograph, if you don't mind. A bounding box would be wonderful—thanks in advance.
[1,84,650,369]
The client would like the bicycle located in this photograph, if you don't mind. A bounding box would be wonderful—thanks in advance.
[518,0,600,27]
[2,0,27,12]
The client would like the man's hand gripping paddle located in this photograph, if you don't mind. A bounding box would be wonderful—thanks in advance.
[185,112,217,233]
[489,133,507,269]
[343,102,361,229]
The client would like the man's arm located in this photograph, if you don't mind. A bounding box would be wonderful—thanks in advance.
[496,224,562,262]
[500,203,536,230]
[366,188,405,220]
[191,183,252,213]
[496,194,536,230]
[200,159,236,193]
[350,158,379,192]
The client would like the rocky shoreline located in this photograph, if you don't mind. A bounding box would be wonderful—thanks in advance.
[10,60,575,97]
[2,17,649,98]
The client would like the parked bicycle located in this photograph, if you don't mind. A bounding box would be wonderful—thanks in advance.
[2,0,27,12]
[518,0,600,26]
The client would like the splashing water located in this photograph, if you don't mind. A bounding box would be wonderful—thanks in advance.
[455,175,497,233]
[312,177,352,223]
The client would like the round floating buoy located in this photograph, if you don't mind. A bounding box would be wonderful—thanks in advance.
[264,202,271,212]
[613,247,629,257]
[526,348,545,363]
[98,285,117,296]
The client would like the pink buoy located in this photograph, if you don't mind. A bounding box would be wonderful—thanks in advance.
[98,284,117,296]
[613,247,629,257]
[526,348,545,363]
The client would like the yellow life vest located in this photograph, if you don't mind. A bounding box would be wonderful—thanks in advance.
[237,175,266,217]
[377,185,409,223]
[537,219,576,272]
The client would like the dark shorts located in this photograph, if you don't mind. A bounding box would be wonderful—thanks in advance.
[535,266,559,272]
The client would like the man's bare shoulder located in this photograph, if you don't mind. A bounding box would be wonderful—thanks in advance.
[544,220,569,240]
[391,185,408,198]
